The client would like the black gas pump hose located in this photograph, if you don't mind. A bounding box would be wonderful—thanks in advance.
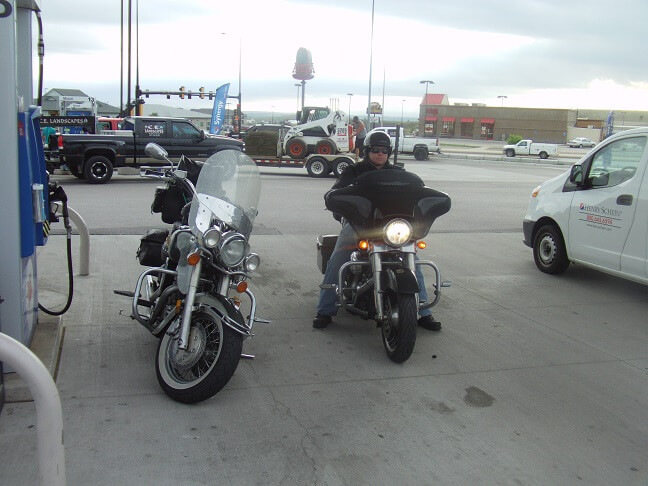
[38,185,74,316]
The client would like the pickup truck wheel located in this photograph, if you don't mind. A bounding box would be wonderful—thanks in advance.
[69,163,85,179]
[413,147,428,160]
[505,149,515,157]
[287,138,307,158]
[306,156,330,178]
[332,157,351,177]
[533,224,569,274]
[539,151,549,159]
[84,155,114,184]
[315,139,336,155]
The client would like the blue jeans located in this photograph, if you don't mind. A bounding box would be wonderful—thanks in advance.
[316,223,431,317]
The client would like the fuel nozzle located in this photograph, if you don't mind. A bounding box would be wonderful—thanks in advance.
[48,181,71,232]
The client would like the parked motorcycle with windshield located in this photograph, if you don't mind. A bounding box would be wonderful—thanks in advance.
[115,143,269,403]
[317,169,451,362]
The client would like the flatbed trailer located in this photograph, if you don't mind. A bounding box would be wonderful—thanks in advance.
[251,153,357,178]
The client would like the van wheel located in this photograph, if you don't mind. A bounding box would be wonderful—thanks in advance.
[306,156,330,177]
[413,147,428,160]
[505,149,515,157]
[533,224,569,274]
[84,155,114,184]
[539,151,549,159]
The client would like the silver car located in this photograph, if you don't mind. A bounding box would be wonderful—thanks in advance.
[567,137,596,148]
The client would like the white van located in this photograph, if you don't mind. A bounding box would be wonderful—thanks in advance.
[523,127,648,284]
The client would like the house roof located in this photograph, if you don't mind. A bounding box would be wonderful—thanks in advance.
[45,88,89,97]
[422,94,447,105]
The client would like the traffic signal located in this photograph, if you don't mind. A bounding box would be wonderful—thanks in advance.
[199,87,205,99]
[179,86,186,99]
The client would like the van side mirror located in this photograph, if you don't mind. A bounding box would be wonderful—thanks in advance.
[569,165,584,186]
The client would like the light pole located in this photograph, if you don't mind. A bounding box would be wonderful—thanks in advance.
[498,95,507,106]
[347,93,353,118]
[221,33,242,134]
[294,83,301,117]
[420,81,434,136]
[367,0,375,129]
[420,80,434,104]
[401,99,406,127]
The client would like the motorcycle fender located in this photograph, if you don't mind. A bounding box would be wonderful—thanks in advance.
[194,293,247,331]
[382,267,419,293]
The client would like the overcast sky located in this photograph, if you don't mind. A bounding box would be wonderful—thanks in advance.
[38,0,648,117]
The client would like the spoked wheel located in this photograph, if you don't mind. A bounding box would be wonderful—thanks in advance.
[155,308,243,403]
[381,292,417,363]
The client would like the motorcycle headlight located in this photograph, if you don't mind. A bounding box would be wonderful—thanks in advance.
[244,253,260,272]
[384,219,412,246]
[218,234,249,267]
[203,227,222,249]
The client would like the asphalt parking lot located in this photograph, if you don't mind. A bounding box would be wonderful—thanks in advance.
[2,153,646,485]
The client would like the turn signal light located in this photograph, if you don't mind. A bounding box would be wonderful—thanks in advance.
[236,281,248,293]
[417,241,427,249]
[358,240,369,250]
[175,299,182,314]
[187,252,201,266]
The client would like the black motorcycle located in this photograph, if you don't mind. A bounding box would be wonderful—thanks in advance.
[116,143,269,403]
[317,169,451,362]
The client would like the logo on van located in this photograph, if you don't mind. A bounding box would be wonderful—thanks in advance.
[579,203,623,218]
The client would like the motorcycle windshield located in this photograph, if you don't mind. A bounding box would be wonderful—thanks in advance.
[189,150,261,239]
[325,169,451,240]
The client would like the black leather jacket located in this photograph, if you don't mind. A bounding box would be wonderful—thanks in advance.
[327,159,403,220]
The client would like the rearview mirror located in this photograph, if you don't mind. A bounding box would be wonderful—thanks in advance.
[569,165,583,185]
[145,142,168,160]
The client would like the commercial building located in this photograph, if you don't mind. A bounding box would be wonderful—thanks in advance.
[419,94,648,143]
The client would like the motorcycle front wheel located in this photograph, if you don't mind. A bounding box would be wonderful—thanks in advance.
[155,308,243,403]
[381,292,417,363]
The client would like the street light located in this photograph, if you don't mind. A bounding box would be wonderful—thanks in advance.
[420,80,434,102]
[221,33,242,134]
[420,80,434,123]
[498,95,507,106]
[347,93,353,118]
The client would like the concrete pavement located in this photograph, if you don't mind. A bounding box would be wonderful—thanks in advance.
[2,226,647,484]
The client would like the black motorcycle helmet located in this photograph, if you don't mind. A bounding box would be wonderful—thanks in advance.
[363,131,392,158]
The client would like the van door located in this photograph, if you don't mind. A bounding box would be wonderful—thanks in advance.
[568,135,647,270]
[620,158,648,280]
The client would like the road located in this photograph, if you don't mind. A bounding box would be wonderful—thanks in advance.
[50,155,568,236]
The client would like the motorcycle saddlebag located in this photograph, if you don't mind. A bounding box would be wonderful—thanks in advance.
[136,228,169,267]
[151,185,187,224]
[316,234,338,274]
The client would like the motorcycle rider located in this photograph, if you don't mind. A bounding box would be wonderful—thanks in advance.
[313,130,442,331]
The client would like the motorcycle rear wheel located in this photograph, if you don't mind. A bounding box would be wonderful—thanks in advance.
[155,308,243,403]
[381,292,417,363]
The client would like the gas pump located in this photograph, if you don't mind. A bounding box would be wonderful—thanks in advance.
[1,1,69,364]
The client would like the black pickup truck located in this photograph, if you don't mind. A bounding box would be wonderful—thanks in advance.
[56,116,243,184]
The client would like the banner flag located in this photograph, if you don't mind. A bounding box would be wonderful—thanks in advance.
[210,83,230,134]
[604,111,614,139]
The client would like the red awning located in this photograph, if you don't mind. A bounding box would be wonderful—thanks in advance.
[442,117,455,122]
[481,118,495,124]
[461,117,474,123]
[425,116,437,122]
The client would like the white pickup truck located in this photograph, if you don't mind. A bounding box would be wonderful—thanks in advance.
[366,126,440,160]
[503,139,558,159]
[523,127,647,284]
